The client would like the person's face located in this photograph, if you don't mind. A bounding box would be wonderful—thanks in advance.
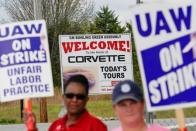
[63,82,88,115]
[113,99,144,125]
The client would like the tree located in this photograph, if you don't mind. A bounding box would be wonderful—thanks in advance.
[91,6,125,33]
[4,0,95,86]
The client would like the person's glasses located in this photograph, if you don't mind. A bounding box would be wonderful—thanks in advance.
[64,93,87,100]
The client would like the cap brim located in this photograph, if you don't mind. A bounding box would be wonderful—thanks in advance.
[112,94,140,105]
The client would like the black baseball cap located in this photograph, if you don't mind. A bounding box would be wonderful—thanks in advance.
[112,80,144,105]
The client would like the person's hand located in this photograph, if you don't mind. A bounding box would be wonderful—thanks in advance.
[23,111,38,131]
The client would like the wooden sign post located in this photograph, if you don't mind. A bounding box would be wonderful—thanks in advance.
[175,109,187,131]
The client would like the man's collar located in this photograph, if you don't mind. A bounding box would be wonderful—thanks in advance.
[64,109,89,127]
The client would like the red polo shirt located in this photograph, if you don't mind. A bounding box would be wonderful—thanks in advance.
[48,110,107,131]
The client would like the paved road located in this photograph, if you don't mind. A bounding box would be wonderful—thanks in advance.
[0,121,119,131]
[0,118,196,131]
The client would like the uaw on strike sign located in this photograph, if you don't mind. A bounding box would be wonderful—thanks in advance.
[0,20,54,102]
[130,0,196,111]
[59,34,133,94]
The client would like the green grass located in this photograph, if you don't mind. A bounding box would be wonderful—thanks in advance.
[32,104,61,123]
[1,94,196,124]
[47,104,62,122]
[153,107,196,119]
[0,103,21,124]
[87,99,114,118]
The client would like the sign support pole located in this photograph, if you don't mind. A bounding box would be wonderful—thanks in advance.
[34,0,48,123]
[24,98,34,130]
[175,109,187,131]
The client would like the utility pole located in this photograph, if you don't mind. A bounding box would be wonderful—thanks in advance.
[137,0,143,4]
[34,0,48,123]
[136,0,141,4]
[34,0,42,19]
[135,0,154,124]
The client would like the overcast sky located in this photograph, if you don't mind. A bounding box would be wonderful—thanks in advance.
[0,0,154,25]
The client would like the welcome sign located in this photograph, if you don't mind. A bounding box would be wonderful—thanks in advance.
[0,20,54,102]
[59,34,133,94]
[130,0,196,111]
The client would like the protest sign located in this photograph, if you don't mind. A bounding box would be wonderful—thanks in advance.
[130,0,196,111]
[0,20,54,102]
[59,34,133,94]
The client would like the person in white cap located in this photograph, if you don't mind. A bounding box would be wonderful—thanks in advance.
[111,80,170,131]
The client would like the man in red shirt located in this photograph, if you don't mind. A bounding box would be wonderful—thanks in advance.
[25,74,107,131]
